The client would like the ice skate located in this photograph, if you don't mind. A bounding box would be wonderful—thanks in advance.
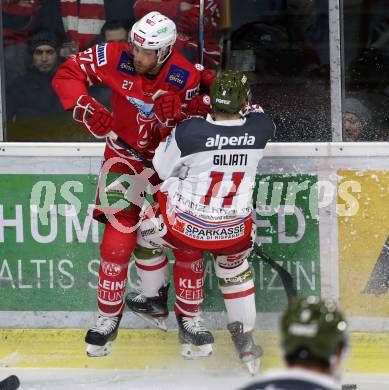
[227,321,263,375]
[85,314,122,357]
[176,314,214,359]
[125,283,169,331]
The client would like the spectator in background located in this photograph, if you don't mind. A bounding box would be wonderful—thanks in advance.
[60,0,106,55]
[103,0,134,23]
[346,16,389,141]
[343,97,373,142]
[240,296,349,390]
[133,0,221,68]
[6,30,62,121]
[5,30,92,141]
[101,20,130,42]
[347,16,389,137]
[2,0,43,85]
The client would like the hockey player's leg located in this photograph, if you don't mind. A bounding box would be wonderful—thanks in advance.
[173,249,214,359]
[85,217,135,357]
[125,214,170,330]
[214,247,263,375]
[125,243,170,330]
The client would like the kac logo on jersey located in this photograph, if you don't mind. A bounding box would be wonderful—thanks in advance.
[117,52,135,75]
[166,64,189,89]
[191,259,204,273]
[96,44,107,66]
[205,133,256,150]
[101,260,122,276]
[127,96,155,118]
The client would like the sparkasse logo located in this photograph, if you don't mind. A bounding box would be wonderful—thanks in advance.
[205,133,255,149]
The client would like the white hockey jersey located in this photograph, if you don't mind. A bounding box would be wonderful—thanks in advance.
[152,109,275,248]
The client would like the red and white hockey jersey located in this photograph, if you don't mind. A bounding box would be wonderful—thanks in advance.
[153,109,275,249]
[52,42,201,158]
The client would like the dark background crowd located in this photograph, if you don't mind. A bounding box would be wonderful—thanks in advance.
[1,0,388,142]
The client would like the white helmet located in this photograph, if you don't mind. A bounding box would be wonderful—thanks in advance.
[130,11,177,64]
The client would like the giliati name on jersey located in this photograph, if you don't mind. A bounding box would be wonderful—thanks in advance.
[205,133,255,150]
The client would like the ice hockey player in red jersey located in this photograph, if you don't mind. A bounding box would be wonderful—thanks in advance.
[126,71,275,374]
[52,11,211,358]
[240,296,349,390]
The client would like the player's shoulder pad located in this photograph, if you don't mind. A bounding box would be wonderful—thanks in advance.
[246,111,276,140]
[174,116,204,146]
[116,50,136,76]
[95,43,108,66]
[165,63,190,89]
[94,41,129,68]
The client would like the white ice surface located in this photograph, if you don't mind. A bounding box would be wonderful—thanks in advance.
[0,368,388,390]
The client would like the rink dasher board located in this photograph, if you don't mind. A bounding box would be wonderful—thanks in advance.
[2,143,389,332]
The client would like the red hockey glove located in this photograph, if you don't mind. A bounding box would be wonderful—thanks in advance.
[73,95,114,138]
[187,94,211,117]
[153,92,185,127]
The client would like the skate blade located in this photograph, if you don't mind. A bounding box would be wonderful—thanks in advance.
[244,357,261,376]
[86,342,113,357]
[181,343,213,360]
[131,311,168,331]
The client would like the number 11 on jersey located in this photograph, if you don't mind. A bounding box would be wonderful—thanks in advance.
[202,171,245,207]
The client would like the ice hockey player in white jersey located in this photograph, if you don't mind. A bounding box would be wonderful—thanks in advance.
[126,71,275,374]
[241,296,349,390]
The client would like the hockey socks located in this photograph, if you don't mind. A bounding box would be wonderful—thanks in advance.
[172,249,205,317]
[98,219,136,316]
[134,245,169,298]
[214,256,256,333]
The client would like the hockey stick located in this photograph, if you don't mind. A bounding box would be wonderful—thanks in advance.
[198,0,205,65]
[107,132,153,168]
[0,375,20,390]
[253,243,297,305]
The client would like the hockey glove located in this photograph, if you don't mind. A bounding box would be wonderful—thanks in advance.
[153,92,185,127]
[73,95,114,138]
[187,94,211,117]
